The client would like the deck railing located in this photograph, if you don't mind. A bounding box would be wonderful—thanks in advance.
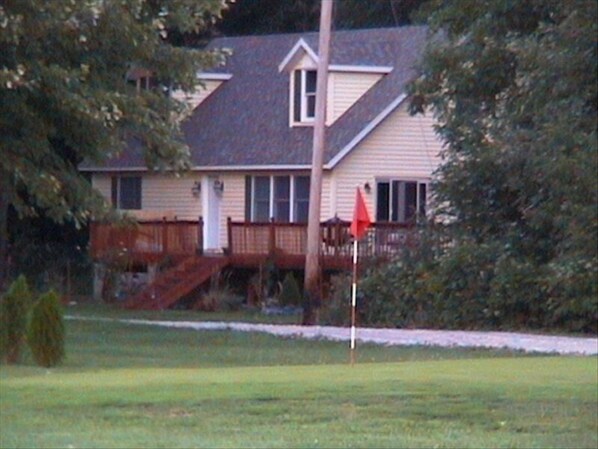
[227,218,415,259]
[90,217,416,264]
[90,218,203,263]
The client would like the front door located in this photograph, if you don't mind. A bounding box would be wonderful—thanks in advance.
[204,176,222,251]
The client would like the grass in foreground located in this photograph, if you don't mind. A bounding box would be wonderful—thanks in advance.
[1,314,596,448]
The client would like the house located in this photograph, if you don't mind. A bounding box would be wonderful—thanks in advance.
[82,26,443,308]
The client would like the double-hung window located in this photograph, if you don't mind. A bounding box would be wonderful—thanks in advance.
[111,176,142,210]
[376,180,427,224]
[292,70,317,123]
[245,175,310,222]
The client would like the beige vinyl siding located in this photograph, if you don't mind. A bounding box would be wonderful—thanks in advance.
[91,172,202,220]
[171,80,223,112]
[331,102,442,220]
[92,175,111,200]
[142,173,202,220]
[320,174,333,220]
[328,72,383,124]
[218,173,246,248]
[295,52,317,70]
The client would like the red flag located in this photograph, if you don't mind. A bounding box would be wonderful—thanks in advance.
[350,187,371,239]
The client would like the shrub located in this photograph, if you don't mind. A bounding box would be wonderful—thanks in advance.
[320,273,352,326]
[278,272,302,307]
[27,290,65,367]
[0,275,33,364]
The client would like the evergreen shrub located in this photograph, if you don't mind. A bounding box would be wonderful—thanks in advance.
[0,275,32,364]
[27,290,65,367]
[278,272,302,307]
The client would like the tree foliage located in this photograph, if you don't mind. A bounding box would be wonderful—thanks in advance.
[0,0,227,287]
[27,290,65,368]
[403,0,597,331]
[215,0,426,36]
[0,275,32,363]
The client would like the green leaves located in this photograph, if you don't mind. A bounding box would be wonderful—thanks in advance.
[28,290,65,368]
[405,0,597,332]
[0,275,32,363]
[1,0,226,225]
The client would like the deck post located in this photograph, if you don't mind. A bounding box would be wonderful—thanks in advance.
[268,218,276,255]
[227,217,233,255]
[335,219,341,256]
[197,216,204,255]
[162,217,168,255]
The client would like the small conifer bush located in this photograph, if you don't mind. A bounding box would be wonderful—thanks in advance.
[0,275,32,364]
[279,272,302,307]
[27,290,65,368]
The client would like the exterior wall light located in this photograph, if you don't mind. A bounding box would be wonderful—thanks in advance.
[213,179,224,194]
[191,181,201,198]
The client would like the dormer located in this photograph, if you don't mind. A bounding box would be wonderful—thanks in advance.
[171,72,232,116]
[279,39,319,127]
[279,38,393,127]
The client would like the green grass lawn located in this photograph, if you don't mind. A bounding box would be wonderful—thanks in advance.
[66,301,304,324]
[1,310,596,448]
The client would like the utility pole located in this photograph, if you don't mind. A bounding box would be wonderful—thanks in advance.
[303,0,333,325]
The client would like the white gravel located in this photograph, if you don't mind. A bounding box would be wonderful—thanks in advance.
[68,316,598,356]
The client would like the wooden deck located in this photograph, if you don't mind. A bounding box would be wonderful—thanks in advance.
[90,217,415,269]
[90,219,203,264]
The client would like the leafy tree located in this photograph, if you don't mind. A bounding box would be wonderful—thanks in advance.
[27,290,65,368]
[216,0,426,36]
[0,275,33,363]
[0,0,227,287]
[408,0,597,331]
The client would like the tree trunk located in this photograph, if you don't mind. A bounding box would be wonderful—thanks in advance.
[303,0,333,325]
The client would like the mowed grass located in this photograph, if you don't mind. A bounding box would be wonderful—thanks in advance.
[1,314,596,448]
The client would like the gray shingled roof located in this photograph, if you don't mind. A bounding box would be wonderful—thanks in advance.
[85,26,428,170]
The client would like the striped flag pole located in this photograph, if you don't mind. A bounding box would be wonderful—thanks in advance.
[350,238,358,366]
[349,187,371,366]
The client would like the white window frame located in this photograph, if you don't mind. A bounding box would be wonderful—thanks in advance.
[376,179,428,224]
[290,69,317,126]
[111,175,142,210]
[248,175,310,222]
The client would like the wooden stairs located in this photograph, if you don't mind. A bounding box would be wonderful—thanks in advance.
[123,255,230,310]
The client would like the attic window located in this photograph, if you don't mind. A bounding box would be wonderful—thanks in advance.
[126,67,159,94]
[292,69,317,123]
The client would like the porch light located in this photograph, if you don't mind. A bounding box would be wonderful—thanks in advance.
[364,182,371,194]
[191,181,201,197]
[213,179,224,194]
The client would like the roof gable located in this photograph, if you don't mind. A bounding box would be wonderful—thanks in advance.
[278,38,318,72]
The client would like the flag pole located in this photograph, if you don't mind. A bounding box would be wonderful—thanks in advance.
[349,186,371,366]
[350,238,358,366]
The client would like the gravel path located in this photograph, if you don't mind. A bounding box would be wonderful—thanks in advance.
[69,316,598,355]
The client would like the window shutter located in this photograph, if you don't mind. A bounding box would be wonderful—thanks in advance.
[245,176,252,221]
[376,182,389,222]
[111,177,118,207]
[418,183,427,219]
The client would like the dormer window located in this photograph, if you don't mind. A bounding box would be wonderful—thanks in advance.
[292,69,317,124]
[126,67,158,94]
